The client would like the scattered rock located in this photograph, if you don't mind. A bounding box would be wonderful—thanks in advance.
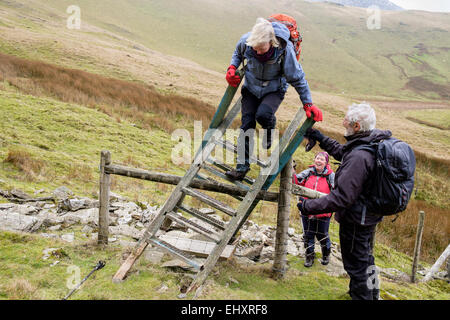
[48,225,62,231]
[109,225,144,240]
[61,233,75,243]
[0,211,42,232]
[81,225,94,234]
[42,248,65,260]
[144,247,166,264]
[199,208,215,215]
[11,189,31,199]
[156,283,169,293]
[52,186,74,201]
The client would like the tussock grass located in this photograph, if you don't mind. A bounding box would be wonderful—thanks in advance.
[3,148,45,181]
[377,200,450,264]
[0,52,215,132]
[5,279,40,300]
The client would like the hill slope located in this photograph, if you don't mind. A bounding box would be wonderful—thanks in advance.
[3,0,448,100]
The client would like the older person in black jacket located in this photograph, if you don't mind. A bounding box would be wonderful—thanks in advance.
[298,103,391,300]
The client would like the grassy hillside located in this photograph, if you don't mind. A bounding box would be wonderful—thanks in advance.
[7,0,449,100]
[1,231,448,300]
[0,0,448,300]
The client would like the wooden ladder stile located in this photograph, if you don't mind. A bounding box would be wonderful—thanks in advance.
[112,73,315,296]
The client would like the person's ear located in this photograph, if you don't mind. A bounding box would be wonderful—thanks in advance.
[354,122,361,133]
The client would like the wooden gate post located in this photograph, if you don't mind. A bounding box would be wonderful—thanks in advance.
[272,158,293,279]
[411,210,425,283]
[98,150,111,245]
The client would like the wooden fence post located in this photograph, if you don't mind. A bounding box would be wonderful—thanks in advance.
[272,158,293,279]
[411,210,425,283]
[98,150,111,245]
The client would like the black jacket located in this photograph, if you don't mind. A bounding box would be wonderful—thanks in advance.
[304,129,392,226]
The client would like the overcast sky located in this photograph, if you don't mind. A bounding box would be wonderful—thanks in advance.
[390,0,450,12]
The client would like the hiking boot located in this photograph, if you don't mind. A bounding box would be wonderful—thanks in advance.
[225,169,249,181]
[304,253,315,268]
[262,129,273,150]
[321,247,331,265]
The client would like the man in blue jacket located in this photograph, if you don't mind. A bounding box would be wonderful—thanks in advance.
[298,103,391,300]
[225,17,322,181]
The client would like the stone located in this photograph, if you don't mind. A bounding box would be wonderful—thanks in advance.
[52,186,74,201]
[288,227,295,237]
[7,204,40,216]
[11,189,31,199]
[286,239,299,256]
[0,203,15,210]
[109,225,144,240]
[61,233,75,243]
[199,208,215,215]
[0,211,42,232]
[48,225,62,231]
[232,256,256,267]
[42,248,64,260]
[235,244,264,260]
[81,225,94,234]
[40,233,59,239]
[156,283,169,293]
[144,248,166,264]
[260,246,275,260]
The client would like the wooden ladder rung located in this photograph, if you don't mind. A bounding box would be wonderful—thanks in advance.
[206,157,255,185]
[166,212,221,243]
[177,205,226,230]
[148,237,203,271]
[181,187,237,217]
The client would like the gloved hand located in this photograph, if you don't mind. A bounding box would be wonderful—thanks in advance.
[304,128,325,152]
[226,65,241,88]
[303,103,323,122]
[297,198,308,216]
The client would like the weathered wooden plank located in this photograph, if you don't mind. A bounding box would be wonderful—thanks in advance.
[166,212,220,243]
[159,235,235,260]
[105,164,278,201]
[182,187,237,217]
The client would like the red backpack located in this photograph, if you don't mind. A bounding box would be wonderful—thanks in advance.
[268,14,302,61]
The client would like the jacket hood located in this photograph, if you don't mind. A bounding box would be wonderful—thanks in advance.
[344,129,392,152]
[272,22,291,44]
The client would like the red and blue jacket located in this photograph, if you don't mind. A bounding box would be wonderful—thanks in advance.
[293,164,335,218]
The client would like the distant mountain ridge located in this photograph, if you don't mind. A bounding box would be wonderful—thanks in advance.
[308,0,404,11]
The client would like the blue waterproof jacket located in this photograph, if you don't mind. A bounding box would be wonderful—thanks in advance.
[230,22,312,105]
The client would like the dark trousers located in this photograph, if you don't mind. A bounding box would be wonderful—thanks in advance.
[236,87,284,171]
[301,216,331,255]
[339,221,380,300]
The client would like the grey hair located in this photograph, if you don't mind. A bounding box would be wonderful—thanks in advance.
[246,18,279,48]
[346,103,376,132]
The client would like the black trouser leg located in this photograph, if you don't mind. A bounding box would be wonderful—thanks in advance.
[339,222,378,300]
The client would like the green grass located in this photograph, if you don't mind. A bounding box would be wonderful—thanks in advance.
[404,109,450,130]
[1,230,448,300]
[0,90,184,202]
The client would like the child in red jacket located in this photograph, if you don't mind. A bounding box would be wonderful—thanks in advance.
[293,152,334,267]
